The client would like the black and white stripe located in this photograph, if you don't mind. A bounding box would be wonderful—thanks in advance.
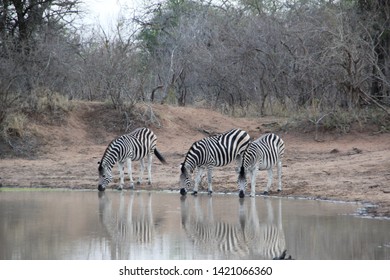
[238,133,285,197]
[243,199,291,260]
[180,197,249,258]
[184,221,249,258]
[98,192,160,259]
[180,195,291,259]
[98,127,166,191]
[180,128,250,195]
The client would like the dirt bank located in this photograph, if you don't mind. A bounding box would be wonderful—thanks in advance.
[1,102,389,217]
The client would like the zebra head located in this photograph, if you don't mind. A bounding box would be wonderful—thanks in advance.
[179,163,192,196]
[98,162,113,192]
[237,165,247,198]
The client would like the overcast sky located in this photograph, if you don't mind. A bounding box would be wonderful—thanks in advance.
[80,0,123,30]
[80,0,157,34]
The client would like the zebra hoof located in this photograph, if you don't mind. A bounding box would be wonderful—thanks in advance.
[208,191,212,196]
[136,181,141,185]
[191,191,198,196]
[180,188,187,196]
[277,189,282,193]
[117,186,123,191]
[239,190,245,198]
[262,191,269,195]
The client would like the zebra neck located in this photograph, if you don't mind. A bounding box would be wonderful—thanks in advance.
[100,154,116,170]
[183,161,195,173]
[184,145,207,170]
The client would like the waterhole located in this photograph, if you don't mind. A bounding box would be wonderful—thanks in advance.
[0,190,389,259]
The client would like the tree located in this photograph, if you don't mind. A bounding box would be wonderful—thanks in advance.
[0,0,82,129]
[357,0,390,104]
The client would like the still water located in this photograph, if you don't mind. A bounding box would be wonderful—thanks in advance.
[0,190,389,260]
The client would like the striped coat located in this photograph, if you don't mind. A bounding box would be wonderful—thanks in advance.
[98,127,166,191]
[238,133,285,197]
[180,128,250,195]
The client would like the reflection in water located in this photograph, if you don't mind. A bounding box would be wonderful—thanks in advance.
[241,199,291,260]
[0,190,389,260]
[180,196,290,259]
[98,191,163,259]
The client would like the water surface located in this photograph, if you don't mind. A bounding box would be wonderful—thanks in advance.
[0,190,389,260]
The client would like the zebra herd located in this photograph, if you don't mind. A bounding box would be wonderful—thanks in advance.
[98,127,285,198]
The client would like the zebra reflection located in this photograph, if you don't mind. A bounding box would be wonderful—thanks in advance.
[181,197,249,258]
[98,192,162,259]
[243,198,290,260]
[180,197,291,260]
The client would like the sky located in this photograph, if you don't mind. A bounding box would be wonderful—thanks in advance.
[80,0,124,31]
[79,0,155,34]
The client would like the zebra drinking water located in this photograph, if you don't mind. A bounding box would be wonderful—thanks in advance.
[238,133,285,198]
[180,128,250,196]
[98,127,167,191]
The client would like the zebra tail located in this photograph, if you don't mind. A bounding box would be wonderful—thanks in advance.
[239,165,245,180]
[154,148,167,165]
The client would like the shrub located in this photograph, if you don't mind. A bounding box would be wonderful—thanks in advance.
[25,88,72,114]
[1,112,28,140]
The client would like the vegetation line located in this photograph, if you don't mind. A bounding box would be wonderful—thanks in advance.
[1,1,390,156]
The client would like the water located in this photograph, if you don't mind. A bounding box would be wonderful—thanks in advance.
[0,190,389,260]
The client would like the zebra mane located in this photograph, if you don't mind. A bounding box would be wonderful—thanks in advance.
[99,138,119,170]
[182,142,199,171]
[180,162,190,175]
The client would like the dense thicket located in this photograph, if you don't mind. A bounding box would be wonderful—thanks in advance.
[1,0,389,143]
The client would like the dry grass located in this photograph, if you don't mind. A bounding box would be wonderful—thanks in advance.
[1,112,27,139]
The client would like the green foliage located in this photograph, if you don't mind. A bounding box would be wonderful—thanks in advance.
[137,0,204,55]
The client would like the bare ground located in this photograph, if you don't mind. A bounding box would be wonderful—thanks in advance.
[1,101,390,217]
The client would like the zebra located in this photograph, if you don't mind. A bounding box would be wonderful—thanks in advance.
[180,128,250,196]
[238,133,285,198]
[98,127,167,191]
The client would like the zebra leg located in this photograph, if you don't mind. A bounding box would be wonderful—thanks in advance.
[193,167,204,195]
[235,154,243,173]
[137,158,145,185]
[207,167,213,195]
[127,158,135,189]
[277,160,282,192]
[249,167,258,197]
[264,168,274,195]
[147,153,153,185]
[118,161,125,190]
[238,166,247,198]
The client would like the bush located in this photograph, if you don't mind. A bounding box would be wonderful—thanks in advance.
[286,106,390,136]
[25,88,72,115]
[1,112,27,140]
